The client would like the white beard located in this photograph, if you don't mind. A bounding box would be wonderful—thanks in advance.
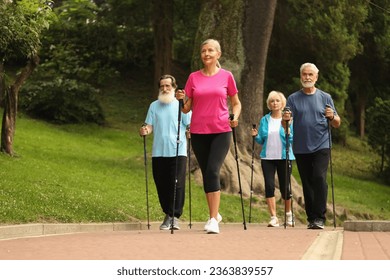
[301,80,316,88]
[158,89,176,104]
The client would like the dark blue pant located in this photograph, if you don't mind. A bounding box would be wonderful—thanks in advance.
[295,149,330,223]
[152,156,186,218]
[190,132,231,193]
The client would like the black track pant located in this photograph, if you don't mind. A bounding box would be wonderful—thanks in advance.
[295,149,330,222]
[152,156,186,218]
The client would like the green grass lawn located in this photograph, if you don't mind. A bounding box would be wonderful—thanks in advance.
[0,114,263,225]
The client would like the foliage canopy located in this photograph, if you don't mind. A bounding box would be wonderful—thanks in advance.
[366,97,390,182]
[0,0,55,61]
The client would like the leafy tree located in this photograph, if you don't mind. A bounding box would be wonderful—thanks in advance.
[0,0,54,155]
[19,45,104,124]
[44,0,119,83]
[18,0,199,125]
[93,0,154,69]
[172,0,201,66]
[153,0,173,92]
[366,97,390,183]
[267,0,369,143]
[153,0,201,91]
[18,0,106,125]
[348,0,390,138]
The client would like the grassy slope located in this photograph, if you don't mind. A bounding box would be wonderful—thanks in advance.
[0,73,389,226]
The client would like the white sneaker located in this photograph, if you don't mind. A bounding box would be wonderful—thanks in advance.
[268,216,279,227]
[206,217,220,234]
[286,212,295,227]
[204,213,222,231]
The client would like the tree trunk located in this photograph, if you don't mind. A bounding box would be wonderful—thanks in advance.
[239,0,276,142]
[152,0,173,95]
[0,62,4,107]
[1,86,16,155]
[1,55,39,155]
[358,97,366,139]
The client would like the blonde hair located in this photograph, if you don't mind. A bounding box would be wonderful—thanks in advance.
[266,91,286,110]
[200,39,221,68]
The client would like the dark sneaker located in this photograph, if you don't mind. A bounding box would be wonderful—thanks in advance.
[159,215,172,230]
[311,218,324,229]
[307,221,314,229]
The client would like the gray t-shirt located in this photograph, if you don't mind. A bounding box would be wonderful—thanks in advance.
[286,89,337,154]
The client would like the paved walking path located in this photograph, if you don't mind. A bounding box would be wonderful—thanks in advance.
[0,221,389,260]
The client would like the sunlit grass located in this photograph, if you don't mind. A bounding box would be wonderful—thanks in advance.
[0,115,258,225]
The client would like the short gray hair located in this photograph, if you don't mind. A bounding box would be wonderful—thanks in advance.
[158,74,177,89]
[300,63,319,74]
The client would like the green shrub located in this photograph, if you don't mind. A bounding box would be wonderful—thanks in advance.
[20,77,104,124]
[366,97,390,183]
[18,42,108,125]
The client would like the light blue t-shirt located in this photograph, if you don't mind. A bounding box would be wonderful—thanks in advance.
[145,99,191,157]
[286,89,337,154]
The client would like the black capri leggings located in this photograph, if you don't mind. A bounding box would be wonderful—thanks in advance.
[261,159,292,200]
[191,132,231,193]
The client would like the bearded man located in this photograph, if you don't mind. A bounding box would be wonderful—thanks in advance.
[139,75,191,230]
[283,63,341,230]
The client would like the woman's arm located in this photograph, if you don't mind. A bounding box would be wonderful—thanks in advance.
[229,93,241,127]
[182,97,192,114]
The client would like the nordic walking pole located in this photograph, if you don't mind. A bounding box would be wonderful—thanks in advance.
[249,124,256,223]
[230,114,247,230]
[284,120,288,229]
[171,97,184,234]
[326,104,336,229]
[187,126,192,229]
[142,123,150,230]
[282,107,292,229]
[289,160,294,227]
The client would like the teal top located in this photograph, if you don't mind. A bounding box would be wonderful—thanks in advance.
[255,112,295,160]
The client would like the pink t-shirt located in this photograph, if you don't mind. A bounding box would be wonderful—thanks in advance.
[184,69,238,134]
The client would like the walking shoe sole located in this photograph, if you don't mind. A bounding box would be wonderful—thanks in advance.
[310,225,324,229]
[160,226,170,230]
[284,223,295,227]
[267,224,280,227]
[170,226,180,230]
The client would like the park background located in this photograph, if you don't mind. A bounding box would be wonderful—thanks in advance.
[0,0,389,227]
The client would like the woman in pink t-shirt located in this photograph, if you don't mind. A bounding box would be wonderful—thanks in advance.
[176,39,241,234]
